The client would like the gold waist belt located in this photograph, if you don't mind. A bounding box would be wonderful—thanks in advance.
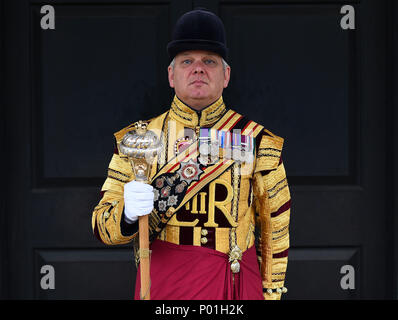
[157,224,255,263]
[157,225,230,254]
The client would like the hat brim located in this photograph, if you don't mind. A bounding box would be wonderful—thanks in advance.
[167,39,228,62]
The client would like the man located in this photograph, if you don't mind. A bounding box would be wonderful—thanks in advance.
[92,8,291,300]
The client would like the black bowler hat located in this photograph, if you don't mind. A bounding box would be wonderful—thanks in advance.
[167,8,228,62]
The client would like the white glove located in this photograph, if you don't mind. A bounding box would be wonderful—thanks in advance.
[123,180,154,224]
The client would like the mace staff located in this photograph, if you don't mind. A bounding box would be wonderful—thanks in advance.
[118,120,162,300]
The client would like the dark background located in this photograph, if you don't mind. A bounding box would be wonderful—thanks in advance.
[1,0,397,299]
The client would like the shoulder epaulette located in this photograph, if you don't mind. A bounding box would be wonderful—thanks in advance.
[254,128,285,172]
[262,128,284,144]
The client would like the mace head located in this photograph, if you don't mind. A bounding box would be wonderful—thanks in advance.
[118,121,162,182]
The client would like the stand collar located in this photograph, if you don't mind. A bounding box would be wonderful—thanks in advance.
[169,95,226,128]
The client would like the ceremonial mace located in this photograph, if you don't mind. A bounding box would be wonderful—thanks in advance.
[119,121,162,300]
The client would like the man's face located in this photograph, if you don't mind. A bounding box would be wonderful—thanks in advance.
[168,50,231,110]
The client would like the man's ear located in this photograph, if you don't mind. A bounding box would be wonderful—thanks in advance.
[168,66,175,88]
[223,66,231,88]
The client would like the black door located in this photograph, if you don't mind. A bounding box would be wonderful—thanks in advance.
[2,0,397,299]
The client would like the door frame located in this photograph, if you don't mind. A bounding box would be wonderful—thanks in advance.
[0,0,8,300]
[388,0,398,300]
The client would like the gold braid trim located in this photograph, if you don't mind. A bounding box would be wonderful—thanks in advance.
[92,191,137,245]
[169,95,226,128]
[254,132,284,173]
[228,163,242,273]
[253,173,272,284]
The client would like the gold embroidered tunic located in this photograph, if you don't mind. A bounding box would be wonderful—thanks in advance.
[91,95,291,300]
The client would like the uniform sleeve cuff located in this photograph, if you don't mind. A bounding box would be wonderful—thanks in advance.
[120,209,139,236]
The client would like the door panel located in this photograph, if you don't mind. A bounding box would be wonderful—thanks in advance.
[4,0,191,299]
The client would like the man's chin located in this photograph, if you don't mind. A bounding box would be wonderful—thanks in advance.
[188,90,210,99]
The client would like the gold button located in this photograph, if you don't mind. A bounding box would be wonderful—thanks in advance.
[201,229,208,236]
[200,237,208,244]
[104,211,110,219]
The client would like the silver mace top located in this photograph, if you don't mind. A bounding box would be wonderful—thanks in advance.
[118,120,163,183]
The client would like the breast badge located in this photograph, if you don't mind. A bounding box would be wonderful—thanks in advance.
[152,159,204,214]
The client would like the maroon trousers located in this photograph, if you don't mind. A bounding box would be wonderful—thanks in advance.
[134,239,263,300]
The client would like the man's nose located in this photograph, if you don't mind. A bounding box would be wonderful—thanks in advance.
[193,61,205,73]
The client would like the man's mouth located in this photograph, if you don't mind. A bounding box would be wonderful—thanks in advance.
[190,80,207,85]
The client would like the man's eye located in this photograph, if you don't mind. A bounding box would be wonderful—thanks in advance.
[204,59,215,64]
[182,60,192,64]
